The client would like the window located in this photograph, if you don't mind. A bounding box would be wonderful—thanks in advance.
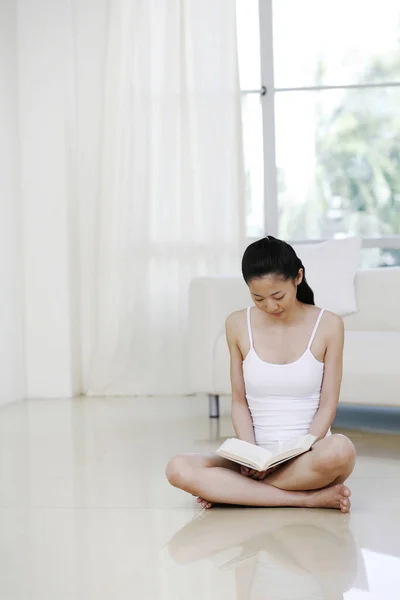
[237,0,400,267]
[236,0,264,238]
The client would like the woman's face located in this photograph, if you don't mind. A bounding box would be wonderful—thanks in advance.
[248,270,303,318]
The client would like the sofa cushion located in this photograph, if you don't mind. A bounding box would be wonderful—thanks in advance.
[343,331,400,376]
[293,237,361,316]
[340,373,400,406]
[341,331,400,406]
[343,268,400,331]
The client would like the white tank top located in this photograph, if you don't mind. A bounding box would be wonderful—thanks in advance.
[243,307,327,449]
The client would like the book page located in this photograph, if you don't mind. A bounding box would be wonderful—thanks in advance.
[266,435,317,469]
[216,438,272,470]
[270,434,316,457]
[217,435,317,471]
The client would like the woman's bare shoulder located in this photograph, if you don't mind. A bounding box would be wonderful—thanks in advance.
[225,309,248,339]
[319,309,344,338]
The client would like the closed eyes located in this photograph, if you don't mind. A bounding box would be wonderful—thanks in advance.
[254,294,285,301]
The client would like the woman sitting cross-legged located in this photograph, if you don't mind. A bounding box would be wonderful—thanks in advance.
[166,236,356,512]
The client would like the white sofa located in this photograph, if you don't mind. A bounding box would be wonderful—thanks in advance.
[188,268,400,417]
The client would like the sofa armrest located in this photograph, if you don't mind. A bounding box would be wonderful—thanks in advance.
[187,276,249,394]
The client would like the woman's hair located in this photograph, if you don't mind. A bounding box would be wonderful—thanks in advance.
[241,236,315,305]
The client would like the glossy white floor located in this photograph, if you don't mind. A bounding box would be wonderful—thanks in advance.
[0,396,399,599]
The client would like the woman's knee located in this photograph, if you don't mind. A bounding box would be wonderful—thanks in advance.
[165,455,194,490]
[315,435,356,474]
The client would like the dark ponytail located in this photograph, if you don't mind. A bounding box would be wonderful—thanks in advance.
[241,236,315,306]
[295,276,315,305]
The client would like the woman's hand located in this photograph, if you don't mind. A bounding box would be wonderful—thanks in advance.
[240,465,279,481]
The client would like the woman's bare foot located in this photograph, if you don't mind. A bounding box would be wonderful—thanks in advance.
[196,484,351,512]
[307,484,351,513]
[197,497,213,510]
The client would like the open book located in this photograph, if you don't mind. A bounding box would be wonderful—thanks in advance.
[216,434,317,471]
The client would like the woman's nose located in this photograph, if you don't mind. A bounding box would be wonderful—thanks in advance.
[266,301,279,312]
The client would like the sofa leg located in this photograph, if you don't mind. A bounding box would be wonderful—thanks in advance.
[209,394,220,419]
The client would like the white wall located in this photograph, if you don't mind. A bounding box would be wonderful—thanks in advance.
[0,1,25,406]
[0,0,81,401]
[17,0,81,398]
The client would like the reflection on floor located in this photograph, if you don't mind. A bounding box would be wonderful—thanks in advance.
[0,395,399,598]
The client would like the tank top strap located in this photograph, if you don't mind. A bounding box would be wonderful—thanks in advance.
[247,307,254,349]
[307,309,325,350]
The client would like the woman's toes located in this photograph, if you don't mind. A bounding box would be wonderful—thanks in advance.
[339,485,352,512]
[340,497,351,513]
[196,496,213,509]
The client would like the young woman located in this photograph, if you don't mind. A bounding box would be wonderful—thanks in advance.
[166,236,356,512]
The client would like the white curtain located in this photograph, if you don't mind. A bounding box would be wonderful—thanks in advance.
[77,0,246,395]
[0,0,245,399]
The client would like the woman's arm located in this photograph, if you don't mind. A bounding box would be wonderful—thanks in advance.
[309,313,345,441]
[226,313,255,444]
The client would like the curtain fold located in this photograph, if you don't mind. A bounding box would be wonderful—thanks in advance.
[78,0,246,395]
[1,0,245,398]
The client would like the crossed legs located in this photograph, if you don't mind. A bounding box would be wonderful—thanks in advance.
[166,434,356,512]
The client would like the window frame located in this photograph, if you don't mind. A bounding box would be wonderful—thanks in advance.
[241,0,400,254]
